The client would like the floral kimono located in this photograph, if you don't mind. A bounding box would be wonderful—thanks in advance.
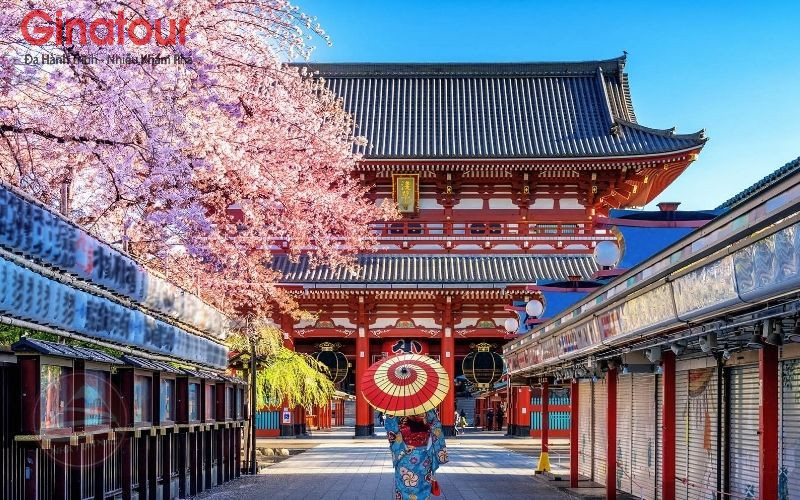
[384,410,449,500]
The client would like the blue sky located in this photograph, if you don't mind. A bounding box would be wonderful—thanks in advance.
[299,0,800,210]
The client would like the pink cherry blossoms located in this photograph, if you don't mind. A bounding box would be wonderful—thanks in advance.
[0,0,395,317]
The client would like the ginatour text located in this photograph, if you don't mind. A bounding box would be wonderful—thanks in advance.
[21,10,189,46]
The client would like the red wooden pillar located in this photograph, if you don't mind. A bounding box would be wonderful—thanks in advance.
[508,385,517,435]
[607,367,617,500]
[536,378,551,472]
[517,386,531,436]
[662,351,676,500]
[355,296,373,436]
[759,344,779,500]
[570,379,579,487]
[440,296,456,436]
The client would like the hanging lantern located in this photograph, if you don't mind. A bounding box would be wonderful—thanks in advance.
[593,240,621,268]
[312,342,349,384]
[503,317,519,333]
[525,298,544,318]
[462,343,505,388]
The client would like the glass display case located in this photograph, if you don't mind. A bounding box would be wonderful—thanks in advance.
[40,364,71,430]
[188,382,200,422]
[133,374,152,425]
[204,383,215,421]
[160,378,176,422]
[226,386,235,420]
[84,369,111,427]
[237,387,244,420]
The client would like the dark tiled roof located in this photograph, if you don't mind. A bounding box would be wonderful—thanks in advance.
[271,254,598,285]
[11,337,123,364]
[181,367,223,380]
[717,156,800,209]
[121,355,183,374]
[293,56,705,159]
[218,374,247,385]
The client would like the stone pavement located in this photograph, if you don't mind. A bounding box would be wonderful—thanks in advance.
[199,432,568,499]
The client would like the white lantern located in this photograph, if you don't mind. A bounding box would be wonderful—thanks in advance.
[504,317,519,333]
[593,240,621,268]
[525,299,544,318]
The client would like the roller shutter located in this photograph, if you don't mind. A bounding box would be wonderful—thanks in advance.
[780,358,800,497]
[593,377,607,484]
[655,373,663,500]
[630,373,657,499]
[729,365,759,499]
[675,370,689,500]
[578,379,593,479]
[617,374,633,494]
[686,367,718,500]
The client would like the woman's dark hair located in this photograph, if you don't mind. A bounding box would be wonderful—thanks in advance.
[403,416,431,433]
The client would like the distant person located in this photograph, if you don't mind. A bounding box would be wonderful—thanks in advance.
[458,409,467,434]
[379,412,385,426]
[454,409,462,435]
[496,406,505,431]
[486,408,494,431]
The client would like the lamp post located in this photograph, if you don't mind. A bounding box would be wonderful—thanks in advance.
[249,320,258,475]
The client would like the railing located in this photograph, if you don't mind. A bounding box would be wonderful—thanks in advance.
[369,221,601,238]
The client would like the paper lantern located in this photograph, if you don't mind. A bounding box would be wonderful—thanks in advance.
[593,240,621,268]
[525,299,544,317]
[503,317,519,333]
[462,343,505,387]
[312,342,349,384]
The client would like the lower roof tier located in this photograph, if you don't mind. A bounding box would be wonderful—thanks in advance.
[271,254,598,286]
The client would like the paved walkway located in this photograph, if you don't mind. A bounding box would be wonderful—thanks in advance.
[199,434,567,499]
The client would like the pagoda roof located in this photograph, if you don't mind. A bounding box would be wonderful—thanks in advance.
[717,156,800,209]
[272,254,598,286]
[293,55,706,160]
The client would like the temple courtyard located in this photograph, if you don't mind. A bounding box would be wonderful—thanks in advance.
[198,429,570,499]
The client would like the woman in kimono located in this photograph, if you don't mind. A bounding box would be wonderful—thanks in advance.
[384,410,448,500]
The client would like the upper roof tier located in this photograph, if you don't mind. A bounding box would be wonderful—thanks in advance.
[293,55,706,160]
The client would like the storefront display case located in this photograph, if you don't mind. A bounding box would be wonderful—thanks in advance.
[216,374,247,422]
[12,337,122,438]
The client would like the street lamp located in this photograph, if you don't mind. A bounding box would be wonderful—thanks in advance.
[504,317,519,333]
[525,298,544,318]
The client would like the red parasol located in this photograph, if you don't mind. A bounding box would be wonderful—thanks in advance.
[361,353,450,417]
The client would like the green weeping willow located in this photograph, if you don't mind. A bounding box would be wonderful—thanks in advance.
[226,322,335,410]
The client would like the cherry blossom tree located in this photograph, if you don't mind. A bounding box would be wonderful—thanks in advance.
[0,0,394,318]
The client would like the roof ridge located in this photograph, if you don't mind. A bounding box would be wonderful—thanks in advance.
[290,56,628,77]
[614,118,707,142]
[595,67,616,133]
[717,156,800,209]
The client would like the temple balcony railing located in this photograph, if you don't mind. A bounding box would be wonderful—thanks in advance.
[368,221,607,239]
[267,221,614,254]
[360,221,614,254]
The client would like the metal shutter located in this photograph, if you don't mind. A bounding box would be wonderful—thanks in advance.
[655,373,663,500]
[630,373,657,500]
[780,359,800,496]
[686,367,718,500]
[617,374,633,494]
[578,379,593,479]
[593,377,607,484]
[675,370,689,500]
[729,365,759,499]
